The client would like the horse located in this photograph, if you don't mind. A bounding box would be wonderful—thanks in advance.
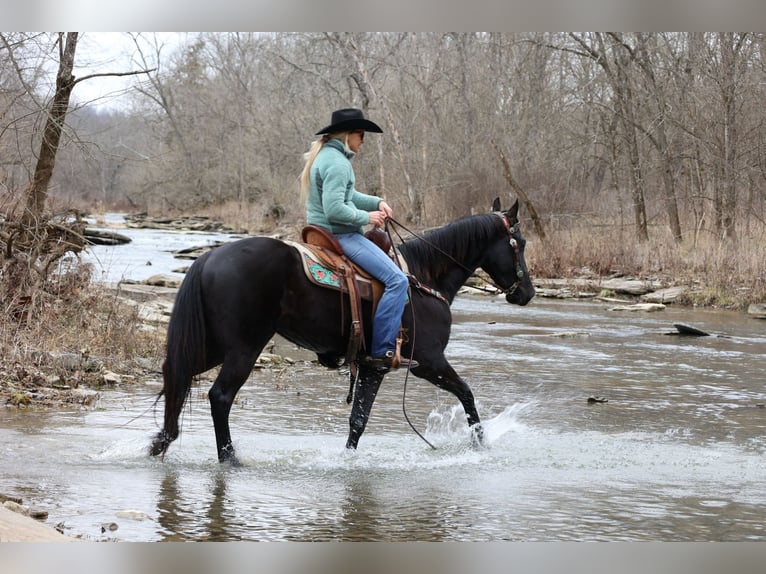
[149,198,535,464]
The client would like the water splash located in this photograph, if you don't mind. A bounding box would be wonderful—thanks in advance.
[424,402,531,447]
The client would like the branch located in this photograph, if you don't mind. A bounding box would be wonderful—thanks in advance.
[0,33,45,110]
[73,68,157,86]
[606,32,637,59]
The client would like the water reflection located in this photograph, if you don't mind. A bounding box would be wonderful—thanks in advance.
[337,476,390,541]
[156,469,187,541]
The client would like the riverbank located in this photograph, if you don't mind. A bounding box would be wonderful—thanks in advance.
[0,501,77,542]
[4,266,765,412]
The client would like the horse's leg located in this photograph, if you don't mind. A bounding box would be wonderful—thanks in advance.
[149,369,193,458]
[208,350,259,465]
[346,366,385,449]
[415,359,485,446]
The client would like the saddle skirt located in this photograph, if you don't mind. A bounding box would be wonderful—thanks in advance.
[287,240,379,301]
[287,225,409,305]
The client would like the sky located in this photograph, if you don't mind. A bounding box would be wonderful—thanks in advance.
[73,32,186,111]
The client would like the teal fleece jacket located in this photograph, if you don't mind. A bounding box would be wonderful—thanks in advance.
[306,138,382,235]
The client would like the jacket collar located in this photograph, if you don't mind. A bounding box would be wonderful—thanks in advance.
[326,138,355,159]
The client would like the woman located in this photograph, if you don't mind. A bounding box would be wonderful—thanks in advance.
[300,108,414,371]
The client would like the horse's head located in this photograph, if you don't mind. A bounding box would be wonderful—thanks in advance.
[482,198,536,305]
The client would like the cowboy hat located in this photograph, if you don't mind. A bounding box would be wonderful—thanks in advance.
[315,108,383,135]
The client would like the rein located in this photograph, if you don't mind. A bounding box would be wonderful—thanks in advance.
[386,214,525,298]
[380,213,524,451]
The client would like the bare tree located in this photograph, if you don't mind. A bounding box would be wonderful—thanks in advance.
[568,33,649,242]
[324,33,422,223]
[631,33,683,242]
[72,32,765,250]
[0,32,154,312]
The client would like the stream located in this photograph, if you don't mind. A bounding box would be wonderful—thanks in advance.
[1,217,764,541]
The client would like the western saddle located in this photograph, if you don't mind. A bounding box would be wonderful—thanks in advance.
[300,225,387,368]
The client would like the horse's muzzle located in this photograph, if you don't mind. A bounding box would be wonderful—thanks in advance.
[506,283,535,306]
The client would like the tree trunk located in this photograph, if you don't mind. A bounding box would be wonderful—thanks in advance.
[719,33,740,241]
[21,32,78,230]
[491,140,546,240]
[612,39,649,242]
[635,34,682,242]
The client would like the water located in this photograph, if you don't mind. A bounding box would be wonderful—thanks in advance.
[78,213,245,284]
[3,219,765,541]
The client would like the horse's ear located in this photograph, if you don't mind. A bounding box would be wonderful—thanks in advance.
[491,197,501,212]
[505,199,520,222]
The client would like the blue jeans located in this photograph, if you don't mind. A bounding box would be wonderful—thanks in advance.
[336,232,408,357]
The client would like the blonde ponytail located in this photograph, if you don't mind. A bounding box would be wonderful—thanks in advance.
[299,133,351,202]
[300,136,329,202]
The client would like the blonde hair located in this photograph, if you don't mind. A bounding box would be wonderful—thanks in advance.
[299,132,352,201]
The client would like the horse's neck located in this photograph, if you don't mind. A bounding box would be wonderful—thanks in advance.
[402,226,489,302]
[439,253,482,301]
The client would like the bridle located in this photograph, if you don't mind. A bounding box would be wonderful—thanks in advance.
[493,211,526,297]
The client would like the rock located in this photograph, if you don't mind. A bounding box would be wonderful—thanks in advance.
[72,388,100,406]
[123,213,245,233]
[0,493,22,505]
[600,277,663,295]
[31,351,103,372]
[3,500,30,516]
[134,357,162,372]
[142,274,182,288]
[171,242,226,260]
[671,323,710,336]
[747,303,766,318]
[115,509,152,521]
[550,331,590,337]
[136,300,174,323]
[84,229,132,246]
[535,287,595,299]
[44,374,62,385]
[595,296,633,304]
[608,303,666,312]
[108,282,178,303]
[101,371,122,385]
[535,277,662,295]
[29,508,49,520]
[101,522,119,532]
[641,285,688,303]
[458,285,496,296]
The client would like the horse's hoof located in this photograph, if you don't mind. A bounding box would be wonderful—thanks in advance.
[218,443,242,466]
[469,423,486,449]
[219,453,242,467]
[149,431,172,458]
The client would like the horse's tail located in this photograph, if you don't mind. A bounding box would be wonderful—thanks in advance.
[149,250,212,459]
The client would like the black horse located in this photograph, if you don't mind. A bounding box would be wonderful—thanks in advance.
[150,198,535,464]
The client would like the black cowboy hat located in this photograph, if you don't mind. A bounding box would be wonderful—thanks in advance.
[315,108,383,135]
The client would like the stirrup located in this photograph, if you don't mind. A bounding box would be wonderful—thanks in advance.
[361,351,419,372]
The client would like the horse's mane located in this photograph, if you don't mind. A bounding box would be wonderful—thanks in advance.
[398,213,503,281]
